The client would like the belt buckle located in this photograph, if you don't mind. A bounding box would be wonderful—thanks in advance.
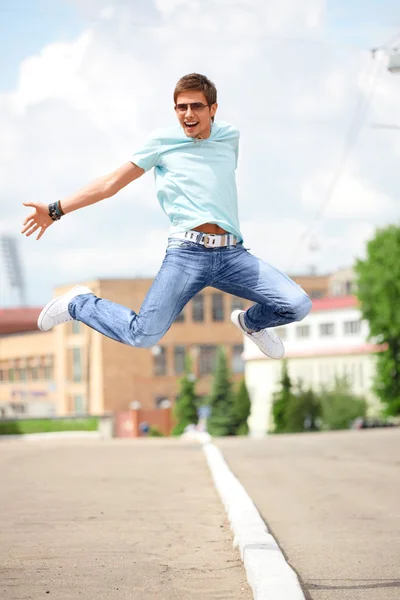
[203,234,216,248]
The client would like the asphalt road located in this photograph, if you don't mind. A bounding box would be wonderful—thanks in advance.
[0,438,251,600]
[216,428,400,600]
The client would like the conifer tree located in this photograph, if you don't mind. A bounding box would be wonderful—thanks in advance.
[232,378,251,435]
[207,347,235,436]
[172,355,198,436]
[272,360,293,433]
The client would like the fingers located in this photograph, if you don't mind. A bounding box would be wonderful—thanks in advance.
[24,223,40,237]
[36,227,47,241]
[21,216,36,230]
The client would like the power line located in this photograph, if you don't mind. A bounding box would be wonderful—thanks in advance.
[286,52,385,273]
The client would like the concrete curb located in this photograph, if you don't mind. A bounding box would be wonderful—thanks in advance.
[202,440,306,600]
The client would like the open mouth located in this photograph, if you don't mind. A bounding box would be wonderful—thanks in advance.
[184,121,199,130]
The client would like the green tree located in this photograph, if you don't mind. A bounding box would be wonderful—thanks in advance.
[284,382,321,433]
[207,347,235,436]
[272,360,294,433]
[319,376,367,430]
[355,224,400,415]
[172,355,198,436]
[232,379,251,435]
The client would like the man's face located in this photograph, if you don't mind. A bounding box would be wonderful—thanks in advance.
[175,90,218,139]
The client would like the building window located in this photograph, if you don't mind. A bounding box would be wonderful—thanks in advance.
[43,356,54,380]
[199,345,217,375]
[350,363,358,385]
[358,362,364,387]
[174,346,186,375]
[175,311,185,323]
[74,394,86,414]
[30,367,39,381]
[275,327,287,340]
[319,323,335,337]
[72,320,82,334]
[231,297,244,311]
[44,366,53,380]
[10,402,25,415]
[72,348,82,382]
[296,325,310,338]
[153,346,167,376]
[310,290,323,299]
[19,368,27,382]
[232,345,244,374]
[318,363,334,385]
[8,369,15,382]
[192,295,204,322]
[344,320,361,335]
[212,293,224,321]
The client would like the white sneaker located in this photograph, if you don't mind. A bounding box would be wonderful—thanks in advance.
[231,310,285,360]
[38,285,93,332]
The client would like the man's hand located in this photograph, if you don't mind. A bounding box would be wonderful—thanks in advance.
[21,202,54,241]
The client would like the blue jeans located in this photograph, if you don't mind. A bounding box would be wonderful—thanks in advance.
[69,239,312,348]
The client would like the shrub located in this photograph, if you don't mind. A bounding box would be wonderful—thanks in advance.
[319,376,367,430]
[0,417,99,436]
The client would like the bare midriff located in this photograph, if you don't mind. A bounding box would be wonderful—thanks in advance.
[193,223,228,234]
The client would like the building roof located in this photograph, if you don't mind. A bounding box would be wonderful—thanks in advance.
[311,295,358,312]
[0,308,41,335]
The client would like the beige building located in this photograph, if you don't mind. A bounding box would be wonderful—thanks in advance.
[289,273,330,299]
[328,267,357,297]
[0,328,56,417]
[0,278,252,417]
[0,272,345,419]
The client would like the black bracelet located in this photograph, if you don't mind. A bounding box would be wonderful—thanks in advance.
[48,202,61,221]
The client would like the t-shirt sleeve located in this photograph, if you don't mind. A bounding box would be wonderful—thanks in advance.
[217,122,240,168]
[233,131,239,168]
[229,127,240,168]
[130,134,160,172]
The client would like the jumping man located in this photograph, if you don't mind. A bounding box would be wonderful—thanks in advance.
[21,73,311,359]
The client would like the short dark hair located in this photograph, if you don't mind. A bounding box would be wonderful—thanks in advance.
[174,73,217,106]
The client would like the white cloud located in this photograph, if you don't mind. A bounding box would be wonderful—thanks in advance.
[301,171,396,218]
[99,6,116,20]
[6,32,92,115]
[0,0,399,307]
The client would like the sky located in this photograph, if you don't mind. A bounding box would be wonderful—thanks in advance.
[0,0,399,307]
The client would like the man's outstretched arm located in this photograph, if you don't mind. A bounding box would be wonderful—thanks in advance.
[21,161,144,240]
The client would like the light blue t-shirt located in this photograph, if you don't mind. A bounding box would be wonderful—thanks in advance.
[130,121,243,241]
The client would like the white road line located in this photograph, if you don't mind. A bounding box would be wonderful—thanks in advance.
[202,440,306,600]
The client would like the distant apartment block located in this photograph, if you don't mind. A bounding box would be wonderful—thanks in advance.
[244,295,382,437]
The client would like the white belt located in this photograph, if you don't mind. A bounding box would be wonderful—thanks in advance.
[170,230,238,248]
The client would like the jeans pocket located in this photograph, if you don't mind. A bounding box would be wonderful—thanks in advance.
[227,243,247,251]
[167,240,199,251]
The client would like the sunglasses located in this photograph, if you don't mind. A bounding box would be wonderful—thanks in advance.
[174,102,209,113]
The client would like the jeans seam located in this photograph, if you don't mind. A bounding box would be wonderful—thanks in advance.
[135,271,192,338]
